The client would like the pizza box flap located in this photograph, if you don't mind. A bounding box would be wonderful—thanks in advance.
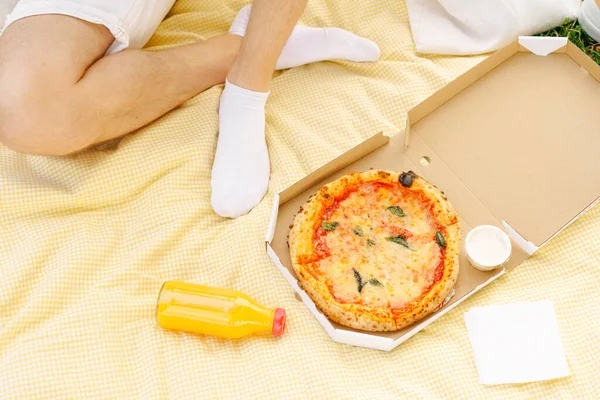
[265,37,600,349]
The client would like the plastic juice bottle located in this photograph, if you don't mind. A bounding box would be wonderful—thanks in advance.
[156,281,286,339]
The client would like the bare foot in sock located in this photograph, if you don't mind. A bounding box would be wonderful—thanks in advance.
[210,5,380,218]
[210,80,270,218]
[229,5,381,70]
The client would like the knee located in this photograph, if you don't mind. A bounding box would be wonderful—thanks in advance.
[0,85,85,156]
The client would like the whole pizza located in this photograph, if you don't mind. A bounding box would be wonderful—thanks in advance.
[288,170,460,332]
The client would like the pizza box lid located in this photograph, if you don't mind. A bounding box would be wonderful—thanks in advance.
[265,36,600,351]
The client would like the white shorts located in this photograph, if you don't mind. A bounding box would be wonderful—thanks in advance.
[1,0,176,54]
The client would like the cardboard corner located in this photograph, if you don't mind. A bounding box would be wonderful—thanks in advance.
[565,40,600,83]
[265,194,280,244]
[266,245,297,288]
[502,221,538,256]
[333,329,395,351]
[518,36,568,56]
[404,118,411,148]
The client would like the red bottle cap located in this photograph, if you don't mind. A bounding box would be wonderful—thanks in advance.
[272,308,286,336]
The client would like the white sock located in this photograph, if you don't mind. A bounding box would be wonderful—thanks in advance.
[211,80,270,218]
[229,5,381,70]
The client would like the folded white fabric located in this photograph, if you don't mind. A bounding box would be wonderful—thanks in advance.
[580,0,600,42]
[0,0,18,29]
[406,0,580,55]
[464,301,570,385]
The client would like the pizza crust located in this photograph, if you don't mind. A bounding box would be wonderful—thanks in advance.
[289,170,460,332]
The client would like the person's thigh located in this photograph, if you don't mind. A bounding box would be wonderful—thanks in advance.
[0,15,113,140]
[0,15,113,91]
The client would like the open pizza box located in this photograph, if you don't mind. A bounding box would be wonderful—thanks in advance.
[265,36,600,351]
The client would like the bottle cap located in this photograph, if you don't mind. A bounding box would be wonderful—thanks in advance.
[272,308,286,336]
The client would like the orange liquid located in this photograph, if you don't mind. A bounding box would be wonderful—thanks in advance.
[156,281,285,339]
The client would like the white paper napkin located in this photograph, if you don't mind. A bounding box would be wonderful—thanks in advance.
[464,301,569,385]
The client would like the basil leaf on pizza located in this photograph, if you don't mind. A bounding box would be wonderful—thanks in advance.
[321,221,338,231]
[436,231,447,248]
[385,235,411,249]
[368,278,383,287]
[386,206,406,217]
[352,268,365,293]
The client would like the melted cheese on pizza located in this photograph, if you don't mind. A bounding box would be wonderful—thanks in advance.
[316,182,442,308]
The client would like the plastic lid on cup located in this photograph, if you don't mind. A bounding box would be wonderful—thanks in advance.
[272,308,286,336]
[466,225,512,271]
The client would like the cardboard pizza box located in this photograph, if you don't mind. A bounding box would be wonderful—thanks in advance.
[266,36,600,351]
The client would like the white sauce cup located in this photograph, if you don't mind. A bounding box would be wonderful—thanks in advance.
[465,225,512,271]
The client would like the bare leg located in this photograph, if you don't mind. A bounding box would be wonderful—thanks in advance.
[0,15,242,156]
[228,0,308,91]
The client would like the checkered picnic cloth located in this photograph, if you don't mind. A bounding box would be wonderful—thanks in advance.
[1,0,599,398]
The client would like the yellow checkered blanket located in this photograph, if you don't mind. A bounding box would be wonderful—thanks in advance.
[1,1,598,398]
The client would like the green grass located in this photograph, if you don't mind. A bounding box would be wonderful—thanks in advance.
[538,19,600,64]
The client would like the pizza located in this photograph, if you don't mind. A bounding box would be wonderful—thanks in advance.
[288,170,460,332]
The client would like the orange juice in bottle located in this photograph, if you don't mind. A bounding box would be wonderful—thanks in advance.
[156,281,286,339]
